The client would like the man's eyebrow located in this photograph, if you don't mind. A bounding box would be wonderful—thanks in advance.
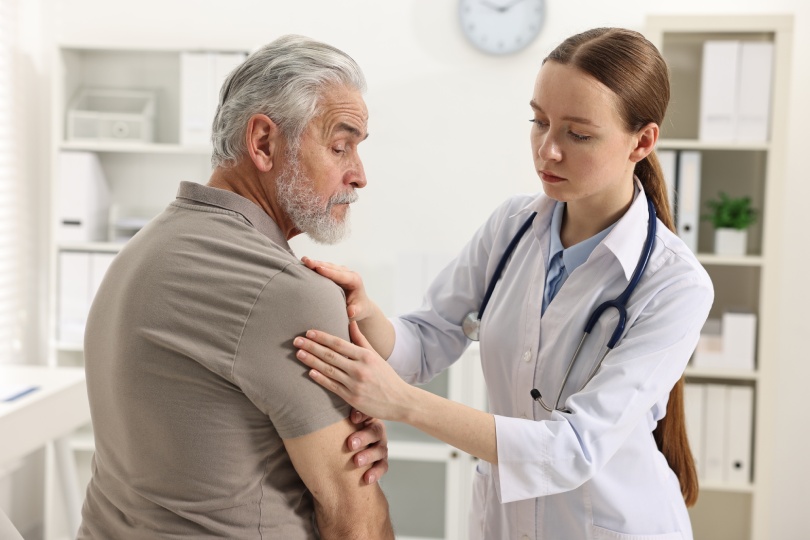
[334,122,369,141]
[529,100,600,127]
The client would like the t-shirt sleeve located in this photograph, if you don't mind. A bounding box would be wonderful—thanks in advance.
[232,262,352,439]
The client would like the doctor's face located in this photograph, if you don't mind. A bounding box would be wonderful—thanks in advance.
[276,84,368,244]
[529,61,639,212]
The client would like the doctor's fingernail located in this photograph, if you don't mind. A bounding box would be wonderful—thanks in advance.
[351,437,360,450]
[368,474,376,484]
[357,455,366,466]
[306,330,315,338]
[294,338,303,347]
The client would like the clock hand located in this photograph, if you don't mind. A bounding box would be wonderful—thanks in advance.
[479,0,508,12]
[501,0,530,11]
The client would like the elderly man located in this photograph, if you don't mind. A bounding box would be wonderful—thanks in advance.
[78,36,393,539]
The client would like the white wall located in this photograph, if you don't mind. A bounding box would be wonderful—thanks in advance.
[31,1,810,538]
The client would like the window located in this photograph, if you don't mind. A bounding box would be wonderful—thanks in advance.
[0,0,25,364]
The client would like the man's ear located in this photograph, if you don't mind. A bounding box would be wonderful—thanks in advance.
[245,114,280,172]
[629,122,659,163]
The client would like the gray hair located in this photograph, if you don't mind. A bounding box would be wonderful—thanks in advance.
[210,35,367,168]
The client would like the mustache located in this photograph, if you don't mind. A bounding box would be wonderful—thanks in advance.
[328,190,359,206]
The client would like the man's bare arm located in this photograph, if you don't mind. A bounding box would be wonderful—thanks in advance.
[284,417,394,539]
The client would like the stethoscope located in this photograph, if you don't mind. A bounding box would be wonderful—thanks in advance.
[462,195,657,413]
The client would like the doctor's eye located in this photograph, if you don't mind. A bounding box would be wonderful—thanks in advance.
[568,130,592,142]
[530,119,549,129]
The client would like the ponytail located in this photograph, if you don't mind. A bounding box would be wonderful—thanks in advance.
[636,152,699,507]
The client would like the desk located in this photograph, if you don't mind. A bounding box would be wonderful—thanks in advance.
[0,365,90,538]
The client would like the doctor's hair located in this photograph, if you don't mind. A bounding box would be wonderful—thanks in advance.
[544,27,698,507]
[210,35,367,169]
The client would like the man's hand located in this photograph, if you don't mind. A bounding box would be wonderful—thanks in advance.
[348,409,389,485]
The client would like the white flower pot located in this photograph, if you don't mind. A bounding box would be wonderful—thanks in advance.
[714,228,748,256]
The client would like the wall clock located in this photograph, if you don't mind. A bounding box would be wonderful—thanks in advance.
[459,0,546,55]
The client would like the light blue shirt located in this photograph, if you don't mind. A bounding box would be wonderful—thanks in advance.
[542,201,616,315]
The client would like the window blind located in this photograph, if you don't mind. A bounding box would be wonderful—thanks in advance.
[0,0,24,364]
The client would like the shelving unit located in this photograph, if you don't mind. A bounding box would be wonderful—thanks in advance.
[44,44,244,539]
[646,15,792,540]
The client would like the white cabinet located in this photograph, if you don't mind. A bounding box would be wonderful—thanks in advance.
[382,344,485,540]
[645,15,792,540]
[46,45,246,539]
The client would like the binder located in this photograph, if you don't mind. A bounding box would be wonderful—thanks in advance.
[703,384,727,483]
[58,251,91,344]
[725,385,754,485]
[722,312,757,371]
[684,383,706,480]
[657,149,677,221]
[675,151,701,253]
[736,42,774,142]
[699,41,740,141]
[181,52,247,147]
[180,52,215,146]
[692,319,724,369]
[56,151,110,243]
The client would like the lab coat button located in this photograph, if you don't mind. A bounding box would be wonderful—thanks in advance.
[522,351,531,362]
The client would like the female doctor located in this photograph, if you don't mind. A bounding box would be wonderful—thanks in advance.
[294,27,713,540]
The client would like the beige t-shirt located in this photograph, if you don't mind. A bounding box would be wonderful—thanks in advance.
[78,182,352,539]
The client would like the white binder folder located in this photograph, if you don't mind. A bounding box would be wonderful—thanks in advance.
[181,52,247,147]
[676,151,701,253]
[725,385,754,485]
[722,312,757,371]
[704,384,727,483]
[58,252,91,344]
[56,152,109,243]
[736,42,774,142]
[684,383,707,480]
[180,52,214,146]
[699,41,740,141]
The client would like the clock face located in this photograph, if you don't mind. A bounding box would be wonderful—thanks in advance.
[459,0,545,55]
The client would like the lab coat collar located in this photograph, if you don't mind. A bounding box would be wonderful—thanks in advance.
[175,181,293,254]
[510,192,557,241]
[602,178,651,281]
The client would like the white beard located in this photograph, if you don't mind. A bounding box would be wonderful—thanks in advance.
[275,150,358,245]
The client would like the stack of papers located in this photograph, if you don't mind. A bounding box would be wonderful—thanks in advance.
[0,384,39,402]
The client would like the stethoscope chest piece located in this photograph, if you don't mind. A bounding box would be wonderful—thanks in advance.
[462,311,481,341]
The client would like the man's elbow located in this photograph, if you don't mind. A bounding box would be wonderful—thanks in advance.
[315,486,394,540]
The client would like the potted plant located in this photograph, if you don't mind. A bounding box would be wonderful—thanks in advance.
[703,192,757,256]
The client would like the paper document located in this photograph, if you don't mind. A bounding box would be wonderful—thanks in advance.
[0,384,39,402]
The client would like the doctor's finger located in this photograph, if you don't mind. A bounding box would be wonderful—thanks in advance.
[303,329,372,362]
[295,343,354,386]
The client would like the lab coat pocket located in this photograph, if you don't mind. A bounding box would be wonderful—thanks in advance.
[469,460,491,540]
[592,524,683,540]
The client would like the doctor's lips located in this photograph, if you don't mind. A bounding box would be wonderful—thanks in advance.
[539,170,566,183]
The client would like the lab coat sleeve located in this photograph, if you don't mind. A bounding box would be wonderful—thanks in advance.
[494,269,714,503]
[387,196,533,384]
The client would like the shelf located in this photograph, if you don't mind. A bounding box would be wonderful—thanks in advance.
[699,481,755,494]
[657,139,770,152]
[55,342,84,353]
[387,441,457,462]
[60,140,212,155]
[58,242,124,253]
[685,367,758,381]
[696,254,764,267]
[69,432,95,452]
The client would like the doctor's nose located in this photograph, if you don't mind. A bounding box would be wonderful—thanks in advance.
[537,135,562,162]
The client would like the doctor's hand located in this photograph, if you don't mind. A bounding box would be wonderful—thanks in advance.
[347,410,389,485]
[294,321,414,423]
[300,257,374,322]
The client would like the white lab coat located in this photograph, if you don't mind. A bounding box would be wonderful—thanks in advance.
[388,183,713,540]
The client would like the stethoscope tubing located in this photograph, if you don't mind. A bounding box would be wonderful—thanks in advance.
[464,195,658,413]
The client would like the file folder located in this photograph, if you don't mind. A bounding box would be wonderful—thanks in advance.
[675,151,701,253]
[699,41,740,141]
[725,385,754,485]
[722,312,757,371]
[704,384,727,483]
[58,252,91,344]
[736,42,774,142]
